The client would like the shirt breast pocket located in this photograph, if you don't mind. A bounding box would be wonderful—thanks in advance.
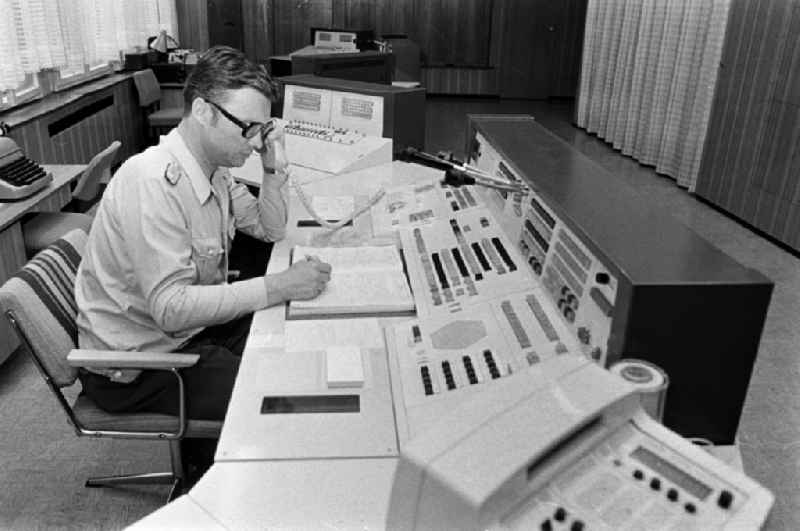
[191,237,224,284]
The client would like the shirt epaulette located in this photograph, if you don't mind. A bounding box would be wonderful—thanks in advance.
[164,162,185,185]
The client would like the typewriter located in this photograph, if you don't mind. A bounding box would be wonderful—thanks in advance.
[0,137,52,201]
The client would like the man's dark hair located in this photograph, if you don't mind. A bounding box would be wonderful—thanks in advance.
[183,45,279,115]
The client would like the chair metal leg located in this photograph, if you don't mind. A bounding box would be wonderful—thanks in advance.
[169,439,185,481]
[85,440,187,502]
[167,478,183,502]
[86,471,175,487]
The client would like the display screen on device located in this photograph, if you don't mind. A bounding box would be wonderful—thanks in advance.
[260,394,360,414]
[631,446,712,500]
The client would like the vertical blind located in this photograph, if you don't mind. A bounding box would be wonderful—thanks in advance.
[575,0,731,191]
[0,0,177,91]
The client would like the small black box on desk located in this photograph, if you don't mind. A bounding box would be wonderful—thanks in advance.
[124,50,158,71]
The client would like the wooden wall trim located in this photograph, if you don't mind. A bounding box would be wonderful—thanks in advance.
[422,67,499,96]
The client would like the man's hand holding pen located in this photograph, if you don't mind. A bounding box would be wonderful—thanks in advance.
[264,253,332,304]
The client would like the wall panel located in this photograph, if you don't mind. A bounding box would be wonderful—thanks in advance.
[171,0,585,97]
[8,78,146,166]
[695,0,800,251]
[242,0,274,63]
[412,0,493,67]
[422,68,499,96]
[175,0,210,50]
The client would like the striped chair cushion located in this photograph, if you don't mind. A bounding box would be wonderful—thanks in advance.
[0,229,86,387]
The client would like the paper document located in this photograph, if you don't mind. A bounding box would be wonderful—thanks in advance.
[289,245,415,318]
[308,195,355,221]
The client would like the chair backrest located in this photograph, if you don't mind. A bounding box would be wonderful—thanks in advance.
[0,229,87,388]
[132,69,161,108]
[72,140,122,202]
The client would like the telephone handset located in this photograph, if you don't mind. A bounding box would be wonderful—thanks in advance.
[260,118,386,232]
[0,137,53,202]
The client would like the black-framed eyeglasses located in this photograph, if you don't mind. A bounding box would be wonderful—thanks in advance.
[207,100,273,139]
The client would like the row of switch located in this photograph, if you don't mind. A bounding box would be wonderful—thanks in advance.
[632,469,696,512]
[528,254,543,276]
[631,467,734,512]
[483,350,501,379]
[420,351,502,396]
[556,289,577,323]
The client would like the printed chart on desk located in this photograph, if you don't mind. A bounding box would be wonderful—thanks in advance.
[399,207,534,317]
[371,180,484,237]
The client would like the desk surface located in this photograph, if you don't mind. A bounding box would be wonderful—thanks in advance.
[128,494,224,531]
[0,164,85,230]
[135,157,752,530]
[217,157,443,464]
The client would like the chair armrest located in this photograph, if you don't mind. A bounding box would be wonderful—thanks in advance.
[67,349,200,370]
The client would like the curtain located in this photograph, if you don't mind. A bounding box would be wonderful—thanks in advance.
[575,0,731,191]
[0,0,178,91]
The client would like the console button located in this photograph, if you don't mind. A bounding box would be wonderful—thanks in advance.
[718,490,734,509]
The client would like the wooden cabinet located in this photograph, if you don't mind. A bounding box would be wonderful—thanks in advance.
[268,0,417,58]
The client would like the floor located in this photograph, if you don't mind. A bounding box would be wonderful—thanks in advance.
[0,96,797,529]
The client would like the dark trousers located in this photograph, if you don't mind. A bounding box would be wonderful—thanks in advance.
[78,314,253,482]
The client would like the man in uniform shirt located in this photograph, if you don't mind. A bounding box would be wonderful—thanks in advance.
[74,47,331,467]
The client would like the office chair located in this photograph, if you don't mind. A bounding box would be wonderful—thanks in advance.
[22,140,121,256]
[0,229,221,501]
[133,69,183,142]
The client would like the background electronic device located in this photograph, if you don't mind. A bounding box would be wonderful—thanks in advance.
[0,137,53,201]
[465,115,773,444]
[290,50,394,85]
[386,355,774,530]
[278,74,425,153]
[280,82,393,174]
[309,28,376,52]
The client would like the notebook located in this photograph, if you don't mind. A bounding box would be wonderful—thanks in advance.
[288,245,416,318]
